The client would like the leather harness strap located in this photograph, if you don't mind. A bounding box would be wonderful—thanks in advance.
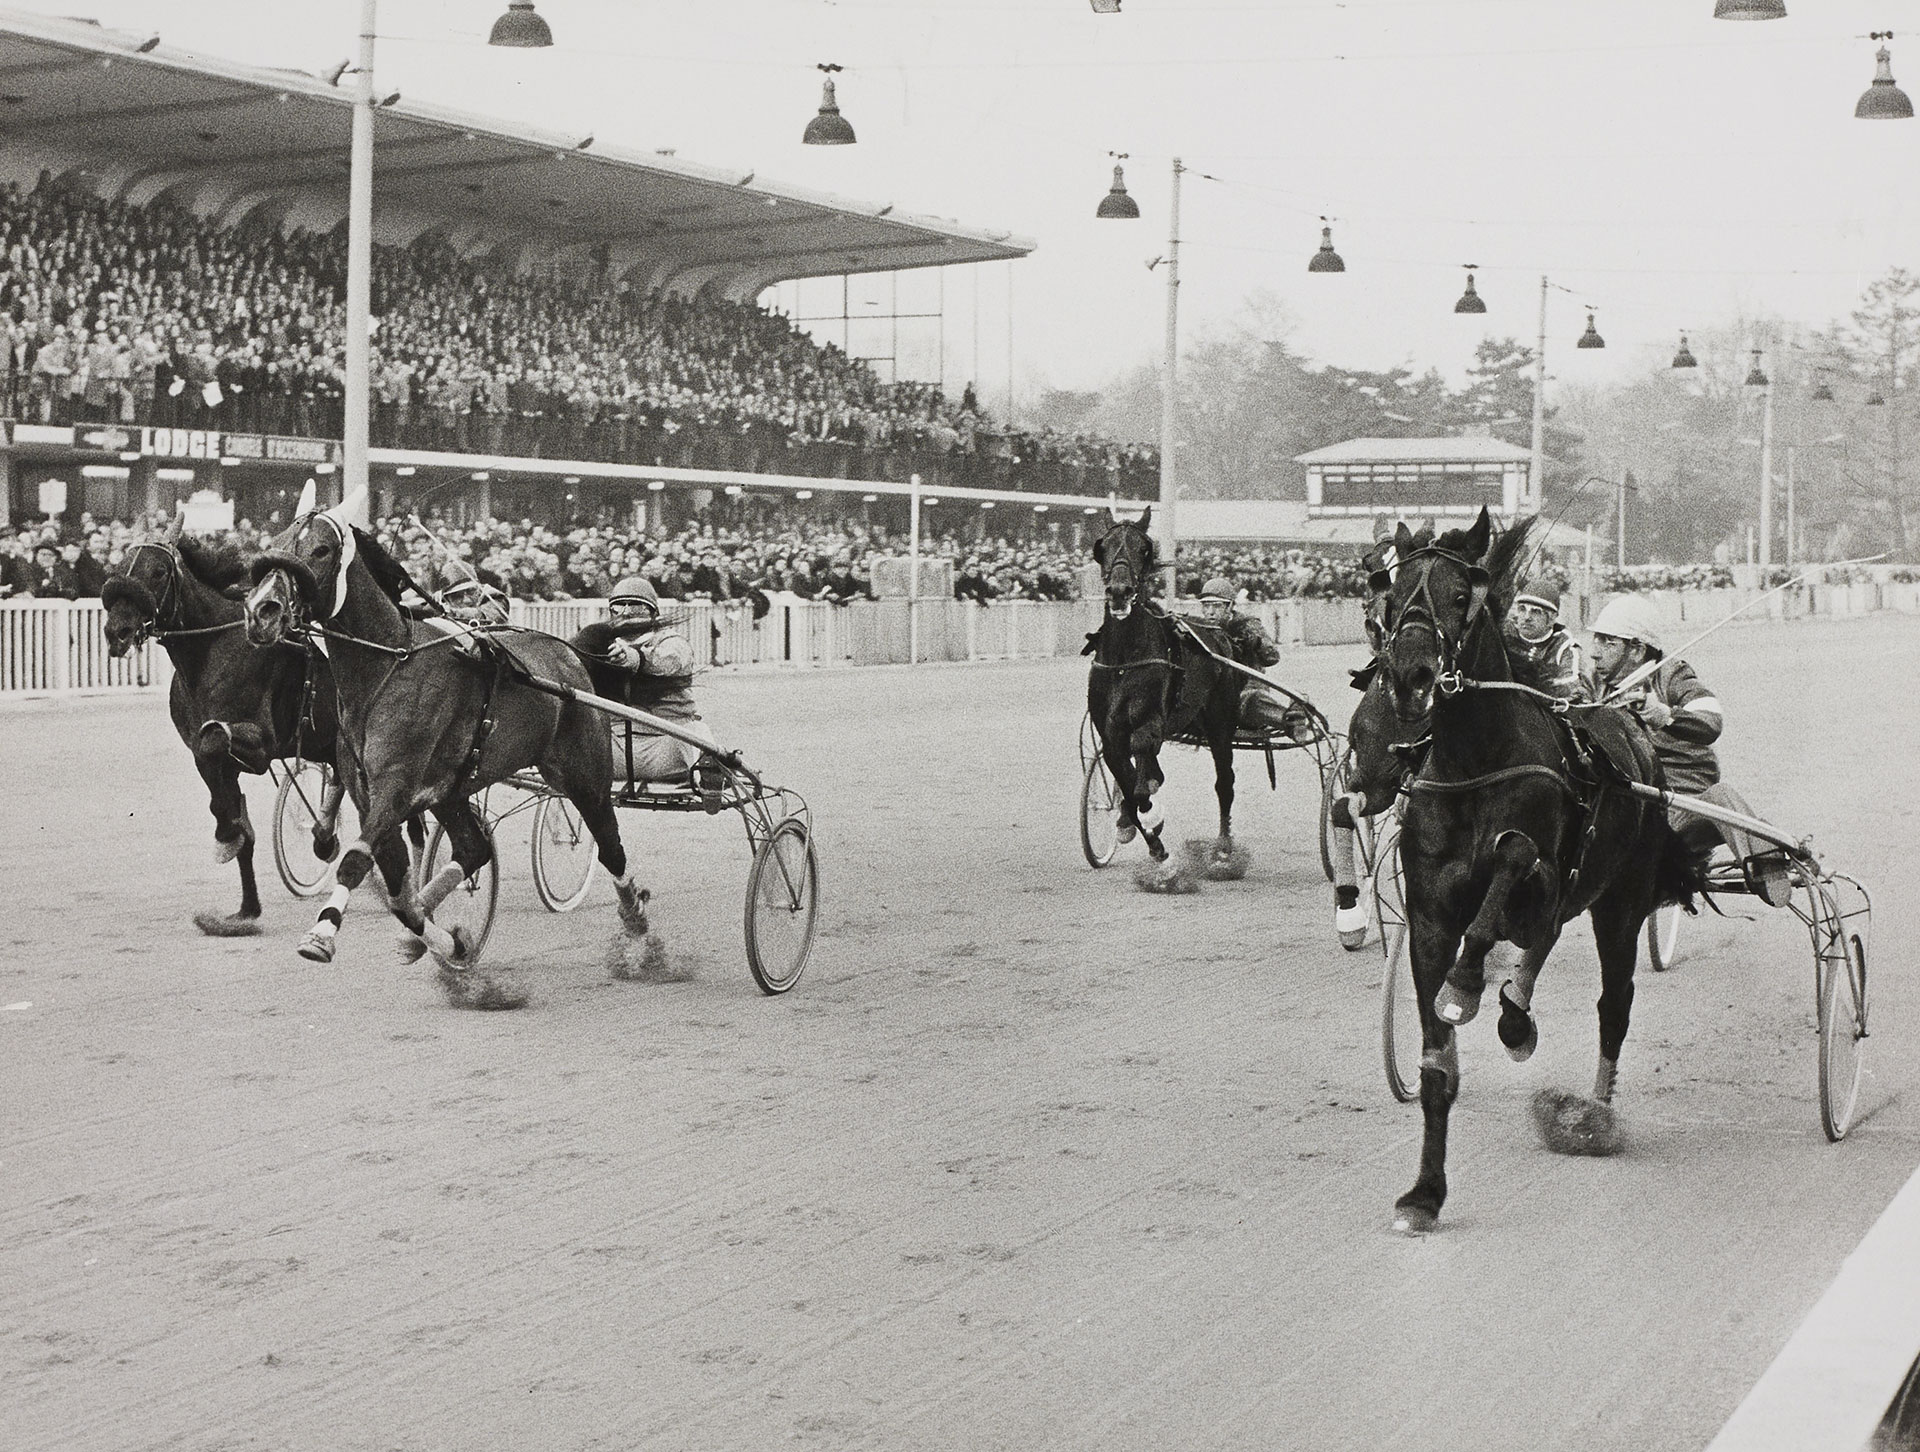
[1410,762,1580,800]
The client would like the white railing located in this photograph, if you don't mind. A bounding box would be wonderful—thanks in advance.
[0,599,170,698]
[10,582,1915,701]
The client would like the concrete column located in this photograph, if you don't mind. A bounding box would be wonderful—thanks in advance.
[0,448,11,529]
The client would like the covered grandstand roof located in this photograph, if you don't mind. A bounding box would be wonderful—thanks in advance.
[0,8,1033,299]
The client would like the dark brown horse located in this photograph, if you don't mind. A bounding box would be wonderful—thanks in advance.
[102,533,345,935]
[241,497,639,1003]
[1086,511,1243,879]
[1372,509,1696,1234]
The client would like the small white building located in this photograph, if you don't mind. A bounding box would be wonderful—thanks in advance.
[1295,436,1535,523]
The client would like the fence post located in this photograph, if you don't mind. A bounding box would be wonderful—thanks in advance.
[53,600,71,696]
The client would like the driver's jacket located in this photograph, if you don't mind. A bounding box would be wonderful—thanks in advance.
[1505,624,1585,702]
[570,619,698,723]
[1599,656,1722,796]
[1219,610,1281,670]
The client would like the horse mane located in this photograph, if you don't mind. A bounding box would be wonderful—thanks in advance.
[175,535,255,592]
[1482,515,1545,622]
[352,526,438,612]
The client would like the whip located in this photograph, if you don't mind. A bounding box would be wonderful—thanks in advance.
[1600,554,1887,703]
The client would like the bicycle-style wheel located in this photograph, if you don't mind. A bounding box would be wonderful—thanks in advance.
[273,761,347,900]
[424,820,499,965]
[530,793,595,912]
[745,817,818,995]
[1080,754,1122,869]
[1373,828,1420,1103]
[1816,889,1868,1142]
[1646,902,1683,972]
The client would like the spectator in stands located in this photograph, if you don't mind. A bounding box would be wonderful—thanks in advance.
[21,539,79,598]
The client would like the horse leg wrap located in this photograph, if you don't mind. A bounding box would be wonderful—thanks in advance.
[416,862,468,917]
[1593,1056,1619,1105]
[298,885,352,963]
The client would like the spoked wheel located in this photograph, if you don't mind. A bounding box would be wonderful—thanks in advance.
[424,820,499,965]
[1646,902,1683,972]
[1372,828,1420,1104]
[530,793,595,912]
[745,817,819,995]
[1080,755,1122,869]
[273,761,347,900]
[1815,884,1869,1142]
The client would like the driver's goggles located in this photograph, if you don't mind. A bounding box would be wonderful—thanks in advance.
[609,600,656,619]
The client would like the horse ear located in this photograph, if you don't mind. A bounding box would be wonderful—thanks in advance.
[1465,506,1491,560]
[1137,505,1152,534]
[1091,535,1108,567]
[294,478,317,516]
[1394,522,1415,557]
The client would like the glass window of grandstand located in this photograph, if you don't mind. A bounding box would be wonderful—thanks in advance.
[1317,462,1507,514]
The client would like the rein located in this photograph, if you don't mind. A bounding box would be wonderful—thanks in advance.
[1409,762,1579,801]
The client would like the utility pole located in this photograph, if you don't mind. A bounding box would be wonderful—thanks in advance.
[1758,374,1775,572]
[1529,275,1547,515]
[1156,158,1183,596]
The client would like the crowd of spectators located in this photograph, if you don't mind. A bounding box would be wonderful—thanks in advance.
[1598,563,1737,593]
[0,175,1156,496]
[1173,546,1373,602]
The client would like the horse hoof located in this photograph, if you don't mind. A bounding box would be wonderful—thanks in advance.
[1497,984,1538,1062]
[296,931,336,964]
[1391,1203,1439,1236]
[312,830,339,863]
[1115,821,1138,845]
[1434,980,1483,1026]
[212,837,244,865]
[448,926,476,967]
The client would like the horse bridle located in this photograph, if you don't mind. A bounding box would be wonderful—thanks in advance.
[124,542,182,642]
[1378,546,1480,700]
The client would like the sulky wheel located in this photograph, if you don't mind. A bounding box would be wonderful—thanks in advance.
[273,761,345,900]
[1815,885,1868,1142]
[1646,902,1683,972]
[1080,754,1122,869]
[530,793,595,913]
[424,819,499,966]
[1372,827,1420,1104]
[745,816,819,995]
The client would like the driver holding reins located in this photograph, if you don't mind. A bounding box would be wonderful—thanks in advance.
[1503,587,1586,702]
[1197,575,1294,737]
[571,575,719,792]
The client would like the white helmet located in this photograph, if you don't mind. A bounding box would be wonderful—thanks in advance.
[1591,594,1664,653]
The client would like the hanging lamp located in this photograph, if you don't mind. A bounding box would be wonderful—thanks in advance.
[803,64,856,145]
[1096,157,1140,219]
[1090,0,1123,10]
[1713,0,1785,17]
[1308,219,1345,273]
[1576,311,1605,349]
[1453,265,1486,314]
[1857,36,1914,119]
[1745,349,1769,388]
[488,0,554,47]
[1671,334,1698,369]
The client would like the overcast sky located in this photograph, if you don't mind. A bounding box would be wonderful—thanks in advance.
[13,0,1920,408]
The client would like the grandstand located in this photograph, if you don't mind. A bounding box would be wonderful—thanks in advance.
[0,8,1156,540]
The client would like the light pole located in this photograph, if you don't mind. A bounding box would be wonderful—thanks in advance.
[1745,348,1775,571]
[342,2,552,505]
[1097,154,1181,597]
[1527,279,1603,519]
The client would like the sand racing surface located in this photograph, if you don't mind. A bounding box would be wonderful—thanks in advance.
[4,613,1918,1451]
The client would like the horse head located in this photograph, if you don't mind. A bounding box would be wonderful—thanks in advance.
[1374,508,1492,723]
[245,511,340,647]
[1091,506,1155,621]
[101,542,181,656]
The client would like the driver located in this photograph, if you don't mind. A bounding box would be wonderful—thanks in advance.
[1504,588,1585,701]
[440,569,511,626]
[1197,575,1294,737]
[571,575,719,793]
[1588,594,1729,864]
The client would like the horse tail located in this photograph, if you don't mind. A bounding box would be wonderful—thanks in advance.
[1651,815,1705,910]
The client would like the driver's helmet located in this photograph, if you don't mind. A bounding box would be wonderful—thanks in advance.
[1199,575,1236,624]
[1509,589,1559,645]
[609,575,660,625]
[1590,594,1663,654]
[442,573,508,624]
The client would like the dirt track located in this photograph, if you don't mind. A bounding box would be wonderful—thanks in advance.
[4,614,1918,1452]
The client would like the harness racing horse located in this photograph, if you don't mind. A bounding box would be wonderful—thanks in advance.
[1087,510,1243,881]
[101,532,346,936]
[1373,509,1695,1234]
[242,496,642,1005]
